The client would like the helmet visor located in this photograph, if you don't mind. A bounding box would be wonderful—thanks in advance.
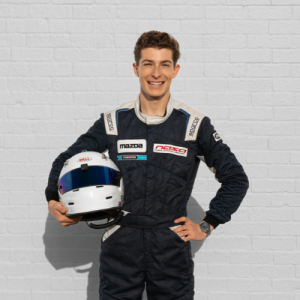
[58,165,121,195]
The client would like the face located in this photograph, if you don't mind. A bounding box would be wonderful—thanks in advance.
[133,47,180,99]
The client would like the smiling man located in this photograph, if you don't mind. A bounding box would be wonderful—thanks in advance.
[46,30,249,300]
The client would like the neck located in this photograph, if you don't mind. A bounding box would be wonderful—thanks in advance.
[139,89,170,117]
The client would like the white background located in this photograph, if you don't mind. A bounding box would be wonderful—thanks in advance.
[1,0,300,299]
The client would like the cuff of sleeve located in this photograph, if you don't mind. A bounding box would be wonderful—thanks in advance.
[46,191,60,202]
[203,214,220,229]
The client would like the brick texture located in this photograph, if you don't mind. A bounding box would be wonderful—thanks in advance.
[1,2,299,300]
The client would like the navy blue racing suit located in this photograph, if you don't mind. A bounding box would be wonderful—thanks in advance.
[45,93,249,300]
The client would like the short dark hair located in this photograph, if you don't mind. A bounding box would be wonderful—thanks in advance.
[134,30,181,68]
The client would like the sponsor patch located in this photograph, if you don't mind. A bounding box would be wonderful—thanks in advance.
[106,113,114,131]
[77,157,92,162]
[213,131,222,142]
[153,144,188,157]
[117,155,147,161]
[189,117,200,137]
[117,139,147,153]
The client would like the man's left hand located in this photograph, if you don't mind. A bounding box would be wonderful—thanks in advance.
[173,217,214,242]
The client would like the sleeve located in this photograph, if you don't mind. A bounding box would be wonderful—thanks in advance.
[45,113,108,203]
[197,116,249,229]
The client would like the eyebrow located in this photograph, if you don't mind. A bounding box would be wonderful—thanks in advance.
[142,59,172,64]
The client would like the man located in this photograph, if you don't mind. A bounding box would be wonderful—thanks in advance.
[46,30,249,299]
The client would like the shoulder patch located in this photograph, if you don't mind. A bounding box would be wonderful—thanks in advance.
[173,100,205,141]
[104,101,135,135]
[213,131,222,142]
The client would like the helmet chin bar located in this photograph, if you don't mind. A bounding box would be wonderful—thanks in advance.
[82,209,124,229]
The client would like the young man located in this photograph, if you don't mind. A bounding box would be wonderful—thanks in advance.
[46,31,249,300]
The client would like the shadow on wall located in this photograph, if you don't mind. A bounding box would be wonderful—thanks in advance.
[43,196,206,300]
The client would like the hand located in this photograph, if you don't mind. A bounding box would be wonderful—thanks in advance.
[48,200,83,227]
[173,216,214,242]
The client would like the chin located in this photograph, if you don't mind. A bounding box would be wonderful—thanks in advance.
[147,91,165,98]
[146,86,168,94]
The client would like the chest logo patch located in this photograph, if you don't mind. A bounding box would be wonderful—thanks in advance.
[117,139,147,153]
[153,144,188,157]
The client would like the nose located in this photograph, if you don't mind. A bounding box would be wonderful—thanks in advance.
[151,65,162,78]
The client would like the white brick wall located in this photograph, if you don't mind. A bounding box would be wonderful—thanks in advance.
[0,1,299,299]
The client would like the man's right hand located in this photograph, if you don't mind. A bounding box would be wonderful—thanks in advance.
[48,200,83,227]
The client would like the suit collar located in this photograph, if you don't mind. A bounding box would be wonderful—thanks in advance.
[134,93,174,125]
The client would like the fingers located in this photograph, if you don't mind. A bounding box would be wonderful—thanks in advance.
[48,201,83,227]
[174,226,206,242]
[174,216,187,223]
[56,204,67,215]
[172,221,210,242]
[174,217,191,226]
[177,230,189,242]
[59,214,84,227]
[51,201,67,215]
[173,224,187,233]
[173,226,188,239]
[60,219,78,227]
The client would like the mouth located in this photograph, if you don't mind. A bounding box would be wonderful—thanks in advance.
[147,81,165,88]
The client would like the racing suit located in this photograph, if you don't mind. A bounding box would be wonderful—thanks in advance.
[45,93,249,300]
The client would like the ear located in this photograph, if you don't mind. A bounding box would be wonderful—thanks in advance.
[172,64,180,79]
[132,62,139,77]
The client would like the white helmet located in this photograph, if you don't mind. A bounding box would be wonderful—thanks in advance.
[57,150,124,229]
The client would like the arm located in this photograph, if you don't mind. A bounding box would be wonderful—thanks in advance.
[197,116,249,229]
[45,113,108,226]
